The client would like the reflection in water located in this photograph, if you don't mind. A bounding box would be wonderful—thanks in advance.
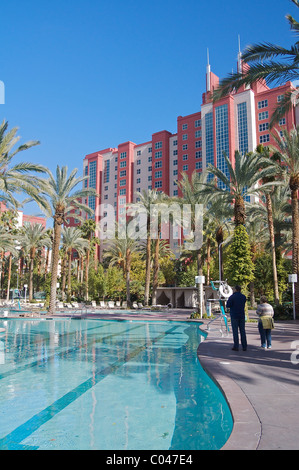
[0,319,232,450]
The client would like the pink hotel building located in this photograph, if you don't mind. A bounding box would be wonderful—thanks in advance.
[69,60,298,255]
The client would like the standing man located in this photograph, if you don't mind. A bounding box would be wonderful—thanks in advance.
[226,285,247,351]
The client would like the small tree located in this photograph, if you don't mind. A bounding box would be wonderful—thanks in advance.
[225,225,254,292]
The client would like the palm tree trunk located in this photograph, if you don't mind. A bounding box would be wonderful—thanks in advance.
[67,250,72,299]
[48,220,62,315]
[61,255,67,300]
[265,193,280,305]
[126,247,131,308]
[206,237,211,285]
[152,238,160,305]
[234,195,246,226]
[6,254,12,302]
[85,248,90,301]
[144,219,151,306]
[291,188,299,318]
[29,256,34,302]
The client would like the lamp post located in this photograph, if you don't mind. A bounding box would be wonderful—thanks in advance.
[288,274,297,320]
[195,275,205,318]
[24,284,28,303]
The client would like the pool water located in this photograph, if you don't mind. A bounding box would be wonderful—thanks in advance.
[0,319,233,450]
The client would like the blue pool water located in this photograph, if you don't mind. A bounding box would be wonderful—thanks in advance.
[0,319,233,450]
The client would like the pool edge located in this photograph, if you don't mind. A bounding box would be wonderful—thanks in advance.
[197,332,261,451]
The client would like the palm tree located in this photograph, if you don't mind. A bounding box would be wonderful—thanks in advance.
[255,145,285,304]
[271,126,299,316]
[103,227,141,307]
[61,226,89,299]
[202,150,279,226]
[0,120,46,207]
[35,166,98,314]
[212,0,299,126]
[19,222,51,302]
[129,189,164,306]
[80,219,99,300]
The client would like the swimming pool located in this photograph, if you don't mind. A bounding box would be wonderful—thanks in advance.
[0,319,232,450]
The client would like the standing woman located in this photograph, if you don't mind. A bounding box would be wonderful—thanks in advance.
[256,295,274,349]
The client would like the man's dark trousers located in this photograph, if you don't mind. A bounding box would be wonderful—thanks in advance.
[231,317,247,350]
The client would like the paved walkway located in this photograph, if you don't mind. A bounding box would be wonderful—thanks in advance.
[197,317,299,450]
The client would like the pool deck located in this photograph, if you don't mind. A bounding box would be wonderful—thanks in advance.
[2,306,299,450]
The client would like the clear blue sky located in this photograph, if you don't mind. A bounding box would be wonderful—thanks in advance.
[0,0,297,207]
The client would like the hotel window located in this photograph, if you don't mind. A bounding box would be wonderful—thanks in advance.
[155,181,162,188]
[195,119,201,128]
[120,188,126,195]
[183,154,188,161]
[258,99,268,109]
[173,150,178,156]
[155,170,162,178]
[173,159,178,165]
[137,150,141,156]
[196,161,202,170]
[104,195,108,200]
[277,95,284,102]
[182,134,188,140]
[103,160,109,184]
[195,130,201,138]
[173,140,178,146]
[215,104,230,189]
[104,185,108,191]
[148,175,152,181]
[137,169,141,174]
[120,170,126,177]
[120,152,127,159]
[137,178,141,184]
[259,122,269,132]
[173,180,177,186]
[148,147,152,153]
[258,111,269,121]
[148,156,152,162]
[237,102,249,156]
[155,161,162,168]
[173,189,178,196]
[259,134,270,143]
[155,141,162,149]
[195,151,202,159]
[120,179,126,186]
[137,159,141,165]
[182,123,188,130]
[173,169,178,176]
[205,112,214,169]
[136,188,141,192]
[183,164,188,171]
[182,144,188,150]
[195,140,202,148]
[279,117,286,125]
[120,160,126,168]
[148,166,152,172]
[155,151,162,158]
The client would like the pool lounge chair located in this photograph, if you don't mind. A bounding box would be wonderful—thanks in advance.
[132,302,138,309]
[99,301,106,308]
[107,301,115,308]
[121,301,127,309]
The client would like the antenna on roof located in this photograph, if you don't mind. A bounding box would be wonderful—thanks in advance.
[237,35,242,73]
[206,48,211,92]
